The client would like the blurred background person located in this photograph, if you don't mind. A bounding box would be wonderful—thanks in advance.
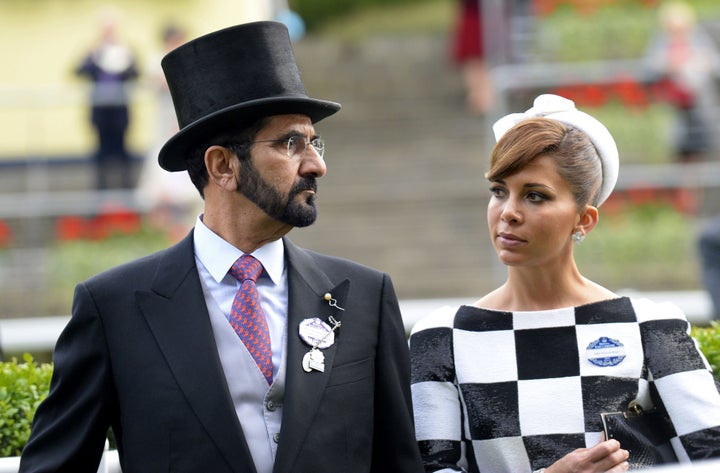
[451,0,494,114]
[645,1,720,163]
[75,6,139,190]
[136,23,199,242]
[699,216,720,320]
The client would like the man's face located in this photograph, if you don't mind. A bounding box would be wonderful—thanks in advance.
[237,114,327,228]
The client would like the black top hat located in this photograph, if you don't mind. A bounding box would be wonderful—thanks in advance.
[158,21,341,171]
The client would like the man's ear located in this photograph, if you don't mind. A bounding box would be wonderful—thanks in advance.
[205,145,239,192]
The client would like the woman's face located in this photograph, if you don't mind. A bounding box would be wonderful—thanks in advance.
[487,154,583,268]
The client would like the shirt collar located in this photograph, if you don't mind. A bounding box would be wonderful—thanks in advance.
[193,215,285,285]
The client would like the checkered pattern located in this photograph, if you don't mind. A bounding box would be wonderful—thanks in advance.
[410,297,720,472]
[229,255,273,385]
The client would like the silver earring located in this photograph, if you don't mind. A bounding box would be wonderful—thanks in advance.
[572,231,585,244]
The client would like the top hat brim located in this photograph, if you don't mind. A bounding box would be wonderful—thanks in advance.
[158,96,341,171]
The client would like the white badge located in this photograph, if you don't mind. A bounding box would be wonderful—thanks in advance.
[299,317,335,349]
[302,349,325,373]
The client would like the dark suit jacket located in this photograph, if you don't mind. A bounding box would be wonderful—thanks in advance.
[19,233,423,473]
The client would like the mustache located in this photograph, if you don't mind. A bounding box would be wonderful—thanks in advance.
[290,177,317,195]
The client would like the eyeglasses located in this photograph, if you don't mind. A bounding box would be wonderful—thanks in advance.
[252,135,325,159]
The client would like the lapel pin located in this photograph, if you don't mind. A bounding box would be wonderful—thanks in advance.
[323,292,345,311]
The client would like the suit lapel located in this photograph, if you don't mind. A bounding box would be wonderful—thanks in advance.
[136,233,257,473]
[273,239,350,473]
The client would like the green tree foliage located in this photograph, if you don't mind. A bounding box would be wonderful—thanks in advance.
[290,0,435,31]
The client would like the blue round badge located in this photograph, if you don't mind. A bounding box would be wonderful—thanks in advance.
[586,336,626,367]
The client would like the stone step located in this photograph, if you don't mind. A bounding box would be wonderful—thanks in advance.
[286,34,502,298]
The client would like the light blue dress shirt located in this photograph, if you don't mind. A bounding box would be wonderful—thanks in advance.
[192,215,288,386]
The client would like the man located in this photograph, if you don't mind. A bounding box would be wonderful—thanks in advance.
[75,7,138,190]
[20,22,423,473]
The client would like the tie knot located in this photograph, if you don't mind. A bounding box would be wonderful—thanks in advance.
[230,255,263,283]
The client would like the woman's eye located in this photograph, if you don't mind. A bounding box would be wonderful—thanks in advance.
[490,186,505,197]
[526,192,546,202]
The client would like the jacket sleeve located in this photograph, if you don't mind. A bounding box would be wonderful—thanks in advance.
[19,282,116,473]
[370,273,425,472]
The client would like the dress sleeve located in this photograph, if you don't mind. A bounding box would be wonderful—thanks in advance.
[410,306,466,472]
[634,298,720,461]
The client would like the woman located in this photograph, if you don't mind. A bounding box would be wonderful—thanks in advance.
[409,94,720,472]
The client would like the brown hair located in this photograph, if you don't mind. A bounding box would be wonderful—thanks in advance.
[486,117,603,207]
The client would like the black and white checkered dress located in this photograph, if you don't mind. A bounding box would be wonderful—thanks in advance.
[409,296,720,473]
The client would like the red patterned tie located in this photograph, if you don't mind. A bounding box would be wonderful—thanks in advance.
[229,255,273,385]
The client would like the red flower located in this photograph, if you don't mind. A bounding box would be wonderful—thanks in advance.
[612,76,649,108]
[669,188,699,215]
[55,216,88,241]
[532,0,559,17]
[579,84,607,107]
[626,184,658,206]
[93,204,142,237]
[600,193,626,216]
[0,219,12,248]
[550,84,607,108]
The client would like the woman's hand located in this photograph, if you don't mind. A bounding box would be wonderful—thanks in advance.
[544,439,629,473]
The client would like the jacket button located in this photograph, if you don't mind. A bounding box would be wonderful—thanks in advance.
[273,433,280,443]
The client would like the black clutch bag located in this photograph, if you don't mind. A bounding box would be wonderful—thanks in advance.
[601,400,679,469]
